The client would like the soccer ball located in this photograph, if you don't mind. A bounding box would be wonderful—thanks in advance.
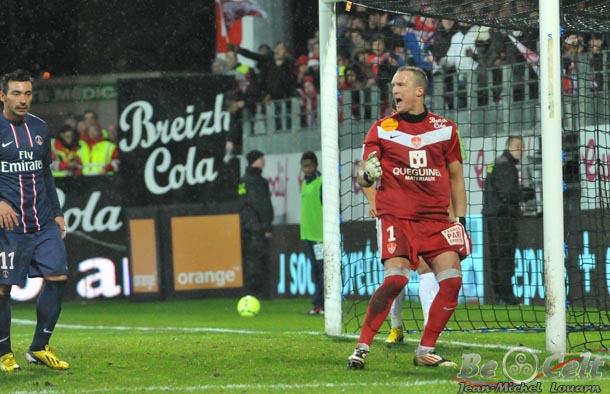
[237,295,260,317]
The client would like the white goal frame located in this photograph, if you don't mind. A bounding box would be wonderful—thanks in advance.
[317,0,566,352]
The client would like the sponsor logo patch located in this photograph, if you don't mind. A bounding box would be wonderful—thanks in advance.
[441,225,464,246]
[409,150,427,168]
[381,118,398,131]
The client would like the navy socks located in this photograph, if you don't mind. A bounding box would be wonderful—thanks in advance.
[0,297,11,355]
[30,280,66,351]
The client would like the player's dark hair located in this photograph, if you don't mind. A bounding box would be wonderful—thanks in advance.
[1,69,32,94]
[301,151,318,164]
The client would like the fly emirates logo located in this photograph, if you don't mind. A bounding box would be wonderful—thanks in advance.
[393,150,441,182]
[0,151,43,173]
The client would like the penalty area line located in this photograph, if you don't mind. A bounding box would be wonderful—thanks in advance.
[11,379,455,394]
[12,319,275,335]
[11,378,610,394]
[14,318,544,352]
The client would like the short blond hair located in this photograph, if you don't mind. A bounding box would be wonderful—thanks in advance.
[396,66,428,88]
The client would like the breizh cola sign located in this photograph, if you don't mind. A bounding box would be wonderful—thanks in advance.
[117,76,237,206]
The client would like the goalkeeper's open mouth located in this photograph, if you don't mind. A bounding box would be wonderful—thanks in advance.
[394,97,403,111]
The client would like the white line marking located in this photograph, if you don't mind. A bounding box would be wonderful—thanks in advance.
[9,380,459,394]
[11,319,610,393]
[11,377,610,394]
[15,319,608,358]
[13,318,516,350]
[13,319,282,334]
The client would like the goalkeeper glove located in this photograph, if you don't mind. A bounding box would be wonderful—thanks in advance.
[361,152,382,184]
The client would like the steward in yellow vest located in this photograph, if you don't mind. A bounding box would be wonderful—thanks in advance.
[78,125,119,176]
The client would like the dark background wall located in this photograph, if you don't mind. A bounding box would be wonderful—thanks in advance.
[0,0,319,77]
[0,0,80,75]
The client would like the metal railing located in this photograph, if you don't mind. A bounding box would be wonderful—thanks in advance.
[241,50,610,141]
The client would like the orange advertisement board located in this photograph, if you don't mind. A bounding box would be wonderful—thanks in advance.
[171,214,243,291]
[129,218,159,294]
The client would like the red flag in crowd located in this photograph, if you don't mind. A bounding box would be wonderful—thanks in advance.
[216,0,268,53]
[220,0,267,31]
[507,34,539,76]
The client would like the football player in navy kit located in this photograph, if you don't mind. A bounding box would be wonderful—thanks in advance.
[0,70,70,371]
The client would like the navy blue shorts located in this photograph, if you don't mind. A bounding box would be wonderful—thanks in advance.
[0,225,68,287]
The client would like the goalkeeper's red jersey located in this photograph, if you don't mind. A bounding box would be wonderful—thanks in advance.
[361,108,463,221]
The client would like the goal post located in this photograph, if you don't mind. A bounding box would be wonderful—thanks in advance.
[319,0,342,336]
[538,0,566,353]
[318,0,610,351]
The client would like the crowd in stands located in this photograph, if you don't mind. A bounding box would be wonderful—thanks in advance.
[51,110,119,177]
[213,4,610,151]
[46,8,610,176]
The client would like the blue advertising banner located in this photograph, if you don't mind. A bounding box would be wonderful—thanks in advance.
[11,173,610,307]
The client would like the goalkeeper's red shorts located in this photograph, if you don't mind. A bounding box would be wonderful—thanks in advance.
[376,215,471,269]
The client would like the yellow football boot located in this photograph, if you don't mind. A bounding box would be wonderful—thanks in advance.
[0,352,20,372]
[384,327,404,343]
[26,345,70,370]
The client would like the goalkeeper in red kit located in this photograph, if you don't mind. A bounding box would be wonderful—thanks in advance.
[347,66,471,369]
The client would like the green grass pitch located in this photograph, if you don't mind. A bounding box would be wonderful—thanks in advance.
[5,298,610,393]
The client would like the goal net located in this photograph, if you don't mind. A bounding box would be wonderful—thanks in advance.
[336,0,610,351]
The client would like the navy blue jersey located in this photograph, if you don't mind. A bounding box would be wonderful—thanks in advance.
[0,113,63,233]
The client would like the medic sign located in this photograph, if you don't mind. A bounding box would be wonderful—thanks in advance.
[117,76,237,206]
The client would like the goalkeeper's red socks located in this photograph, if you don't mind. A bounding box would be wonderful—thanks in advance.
[357,274,408,345]
[420,275,462,347]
